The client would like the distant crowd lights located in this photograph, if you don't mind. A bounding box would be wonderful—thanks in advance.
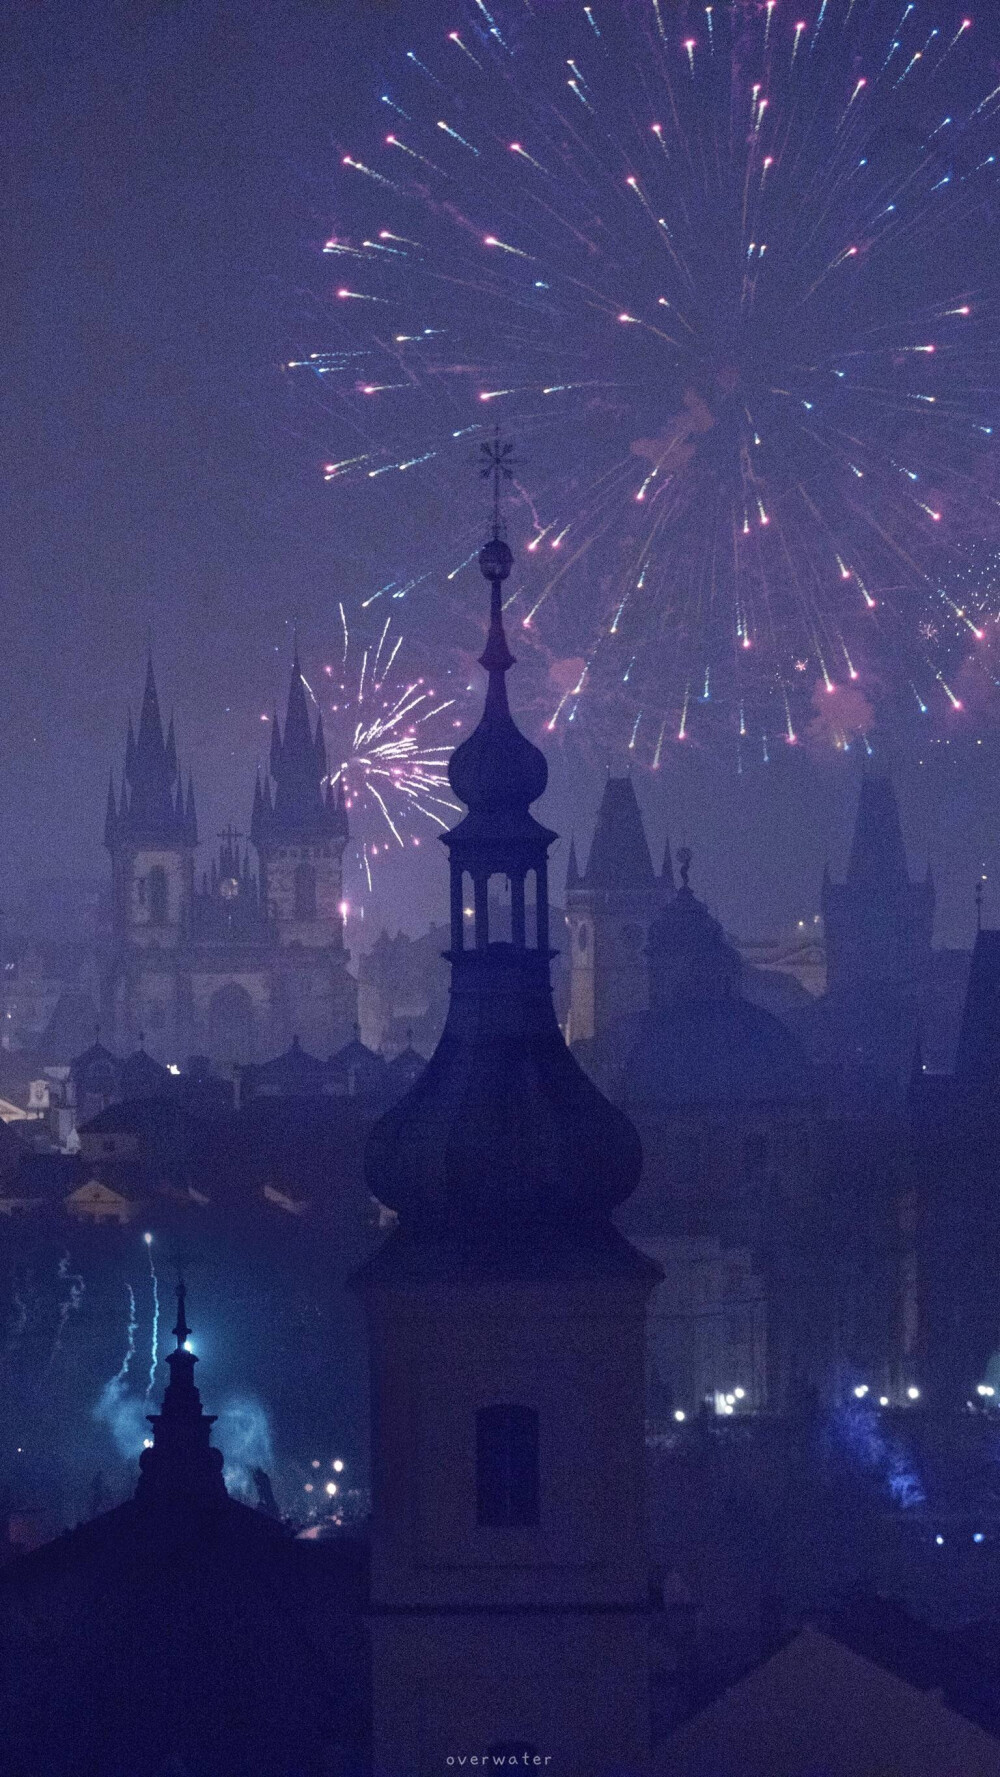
[665,1379,1000,1424]
[851,1384,920,1405]
[304,1456,347,1497]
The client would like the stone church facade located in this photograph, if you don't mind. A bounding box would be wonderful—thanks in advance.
[100,657,356,1066]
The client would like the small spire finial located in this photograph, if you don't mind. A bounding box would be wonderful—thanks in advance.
[173,1279,191,1349]
[677,846,692,890]
[976,876,985,932]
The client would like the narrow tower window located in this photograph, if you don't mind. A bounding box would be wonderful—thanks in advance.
[476,1404,539,1527]
[148,867,168,925]
[294,860,317,921]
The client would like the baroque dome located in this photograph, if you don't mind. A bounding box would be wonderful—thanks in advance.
[621,996,815,1113]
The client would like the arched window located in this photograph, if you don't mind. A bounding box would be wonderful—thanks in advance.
[148,867,168,925]
[476,1404,539,1527]
[294,861,317,921]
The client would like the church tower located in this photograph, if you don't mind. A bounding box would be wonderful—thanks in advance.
[356,526,659,1773]
[566,774,672,1045]
[104,659,197,1049]
[251,650,349,946]
[822,759,934,1001]
[105,658,197,945]
[250,651,356,1052]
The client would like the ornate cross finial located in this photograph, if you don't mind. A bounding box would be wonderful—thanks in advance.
[677,846,692,890]
[479,428,518,538]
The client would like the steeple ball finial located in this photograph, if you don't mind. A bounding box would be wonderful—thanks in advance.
[448,516,547,816]
[478,534,513,582]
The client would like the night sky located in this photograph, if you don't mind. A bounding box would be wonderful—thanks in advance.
[5,0,1000,947]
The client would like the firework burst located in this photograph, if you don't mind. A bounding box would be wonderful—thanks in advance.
[316,609,462,894]
[295,0,1000,766]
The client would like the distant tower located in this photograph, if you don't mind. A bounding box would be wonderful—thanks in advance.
[566,774,672,1044]
[136,1281,227,1505]
[357,516,659,1773]
[251,650,349,945]
[104,659,197,1048]
[251,650,356,1051]
[822,760,934,1001]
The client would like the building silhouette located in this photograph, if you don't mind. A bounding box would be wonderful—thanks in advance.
[565,772,673,1044]
[0,1283,369,1777]
[354,529,660,1771]
[101,654,356,1064]
[815,756,936,1106]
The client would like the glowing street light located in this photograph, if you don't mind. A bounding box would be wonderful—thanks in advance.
[852,1384,869,1399]
[673,1410,686,1423]
[906,1386,921,1401]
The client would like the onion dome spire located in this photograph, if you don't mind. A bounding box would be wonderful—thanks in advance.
[446,534,548,821]
[364,490,644,1239]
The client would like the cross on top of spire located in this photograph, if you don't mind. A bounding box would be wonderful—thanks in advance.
[479,428,518,539]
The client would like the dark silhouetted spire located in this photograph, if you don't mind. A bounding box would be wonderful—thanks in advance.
[104,774,118,851]
[582,775,656,892]
[110,662,190,847]
[446,538,548,823]
[566,835,581,893]
[184,773,198,844]
[846,768,911,893]
[660,834,676,895]
[314,713,328,781]
[136,1283,226,1505]
[364,519,644,1236]
[822,755,934,999]
[251,659,347,848]
[647,849,742,1005]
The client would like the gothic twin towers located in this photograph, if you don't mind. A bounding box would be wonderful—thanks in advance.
[101,653,356,1064]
